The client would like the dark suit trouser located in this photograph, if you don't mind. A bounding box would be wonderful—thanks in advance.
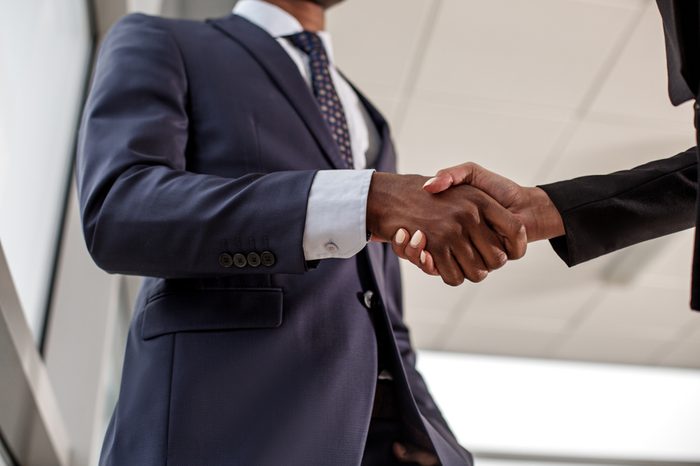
[361,380,440,466]
[361,418,407,466]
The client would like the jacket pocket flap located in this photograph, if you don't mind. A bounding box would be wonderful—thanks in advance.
[141,288,283,340]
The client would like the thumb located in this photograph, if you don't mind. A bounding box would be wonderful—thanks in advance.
[422,163,478,194]
[422,172,453,193]
[425,162,521,207]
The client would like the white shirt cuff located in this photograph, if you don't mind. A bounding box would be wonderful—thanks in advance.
[303,169,374,260]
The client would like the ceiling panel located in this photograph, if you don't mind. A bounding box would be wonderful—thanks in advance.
[397,98,568,183]
[635,229,695,284]
[449,242,610,316]
[438,324,561,357]
[432,244,607,353]
[414,0,642,111]
[599,232,690,289]
[401,262,472,324]
[553,332,665,365]
[658,326,700,368]
[587,2,694,127]
[543,118,693,183]
[574,286,698,342]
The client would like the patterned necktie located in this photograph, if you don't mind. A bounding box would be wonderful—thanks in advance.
[286,31,354,168]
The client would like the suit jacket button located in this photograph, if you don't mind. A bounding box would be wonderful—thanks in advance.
[233,253,247,268]
[261,251,276,267]
[218,252,234,268]
[363,290,374,309]
[247,252,261,267]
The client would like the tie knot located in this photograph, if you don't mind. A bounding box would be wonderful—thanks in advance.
[286,31,329,64]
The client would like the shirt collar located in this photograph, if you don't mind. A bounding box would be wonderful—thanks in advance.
[233,0,336,64]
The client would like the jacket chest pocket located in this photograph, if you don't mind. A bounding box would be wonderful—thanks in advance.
[141,288,283,340]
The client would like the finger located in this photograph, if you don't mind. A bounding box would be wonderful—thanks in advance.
[432,248,466,286]
[510,224,527,260]
[408,231,438,276]
[420,250,440,276]
[403,230,440,276]
[405,230,427,266]
[391,228,410,259]
[451,241,489,283]
[479,196,528,260]
[393,443,440,466]
[391,229,438,276]
[470,222,508,271]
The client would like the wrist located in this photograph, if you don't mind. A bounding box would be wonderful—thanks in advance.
[366,172,428,241]
[523,187,565,241]
[366,172,398,240]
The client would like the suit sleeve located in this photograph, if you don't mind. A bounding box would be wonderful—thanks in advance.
[76,14,318,278]
[538,147,697,266]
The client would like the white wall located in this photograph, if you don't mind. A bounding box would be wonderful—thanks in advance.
[0,0,91,340]
[418,351,700,463]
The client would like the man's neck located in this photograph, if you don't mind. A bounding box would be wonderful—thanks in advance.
[263,0,326,31]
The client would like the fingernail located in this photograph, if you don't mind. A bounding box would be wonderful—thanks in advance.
[394,229,407,244]
[477,270,488,280]
[420,250,427,264]
[422,177,437,188]
[497,251,507,265]
[409,230,424,248]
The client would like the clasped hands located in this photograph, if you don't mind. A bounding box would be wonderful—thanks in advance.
[367,163,565,285]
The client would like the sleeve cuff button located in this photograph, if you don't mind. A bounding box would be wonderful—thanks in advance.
[247,252,261,267]
[233,253,247,268]
[261,251,276,267]
[218,252,234,268]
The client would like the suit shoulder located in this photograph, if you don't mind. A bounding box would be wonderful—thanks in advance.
[107,12,209,39]
[94,13,201,80]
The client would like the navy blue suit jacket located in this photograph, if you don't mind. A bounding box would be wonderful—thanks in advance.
[77,13,473,466]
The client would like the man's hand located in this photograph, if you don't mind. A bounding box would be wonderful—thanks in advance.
[367,172,527,286]
[392,163,564,275]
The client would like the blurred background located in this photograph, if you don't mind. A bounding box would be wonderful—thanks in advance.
[1,0,698,465]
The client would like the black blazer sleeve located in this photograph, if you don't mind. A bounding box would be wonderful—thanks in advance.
[538,147,697,266]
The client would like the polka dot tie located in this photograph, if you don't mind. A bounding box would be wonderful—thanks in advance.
[286,31,354,168]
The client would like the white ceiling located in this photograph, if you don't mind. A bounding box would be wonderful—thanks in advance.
[328,0,700,369]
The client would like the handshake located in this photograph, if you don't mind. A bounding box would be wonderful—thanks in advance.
[366,163,566,286]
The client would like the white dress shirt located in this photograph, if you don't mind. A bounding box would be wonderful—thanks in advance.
[233,0,380,260]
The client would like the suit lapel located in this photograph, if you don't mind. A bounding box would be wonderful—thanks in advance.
[207,15,345,169]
